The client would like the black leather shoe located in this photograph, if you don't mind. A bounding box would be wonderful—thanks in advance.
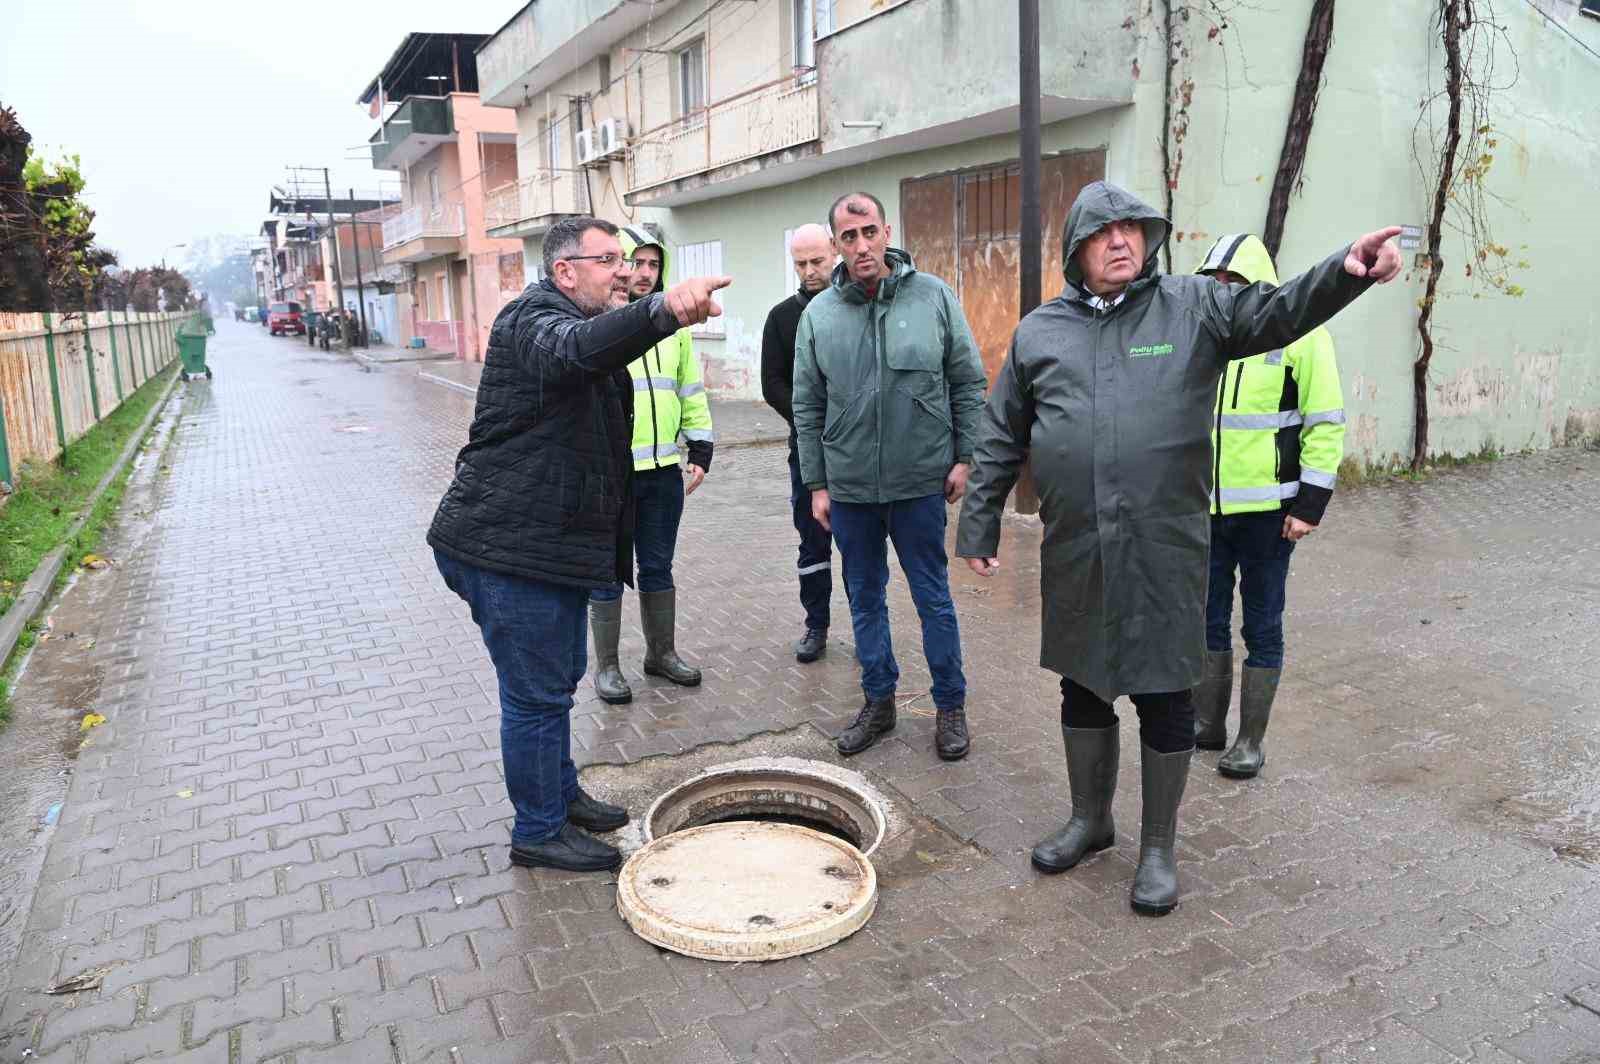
[510,823,622,873]
[795,627,828,663]
[935,705,970,761]
[836,695,896,756]
[567,788,629,832]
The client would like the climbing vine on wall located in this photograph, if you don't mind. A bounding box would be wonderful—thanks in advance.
[1412,0,1521,471]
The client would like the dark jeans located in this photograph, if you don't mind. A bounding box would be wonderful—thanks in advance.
[789,438,837,630]
[831,493,966,710]
[434,549,585,845]
[1060,678,1195,754]
[592,466,684,602]
[1206,511,1295,669]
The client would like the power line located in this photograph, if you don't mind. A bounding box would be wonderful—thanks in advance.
[1519,0,1600,61]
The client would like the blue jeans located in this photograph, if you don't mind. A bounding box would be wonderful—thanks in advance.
[592,466,683,601]
[831,494,966,709]
[1206,512,1295,669]
[789,438,837,630]
[434,549,586,845]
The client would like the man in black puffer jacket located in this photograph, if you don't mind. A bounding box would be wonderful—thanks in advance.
[429,216,730,873]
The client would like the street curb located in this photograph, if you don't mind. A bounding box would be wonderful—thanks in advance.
[0,367,181,676]
[417,370,479,397]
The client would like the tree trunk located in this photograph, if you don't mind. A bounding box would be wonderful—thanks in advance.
[1262,0,1336,259]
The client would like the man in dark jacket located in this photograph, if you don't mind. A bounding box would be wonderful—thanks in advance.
[794,192,987,762]
[957,181,1399,916]
[429,216,730,873]
[761,222,838,663]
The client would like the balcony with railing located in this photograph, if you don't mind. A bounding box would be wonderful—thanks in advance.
[381,201,466,264]
[483,170,590,238]
[369,96,456,172]
[625,75,818,201]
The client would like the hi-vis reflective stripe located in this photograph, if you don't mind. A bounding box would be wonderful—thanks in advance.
[1201,234,1249,273]
[1219,411,1303,430]
[633,376,677,392]
[1302,409,1347,427]
[797,561,829,576]
[1300,467,1337,489]
[678,382,705,398]
[682,428,714,442]
[634,442,679,460]
[1219,482,1300,503]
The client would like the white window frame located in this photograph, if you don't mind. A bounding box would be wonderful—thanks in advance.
[677,38,707,126]
[677,240,725,337]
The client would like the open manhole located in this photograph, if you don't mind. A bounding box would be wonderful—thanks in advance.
[617,758,887,962]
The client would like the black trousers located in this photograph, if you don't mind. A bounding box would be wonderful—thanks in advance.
[1060,678,1195,753]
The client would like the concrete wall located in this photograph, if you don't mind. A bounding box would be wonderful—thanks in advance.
[1123,0,1600,466]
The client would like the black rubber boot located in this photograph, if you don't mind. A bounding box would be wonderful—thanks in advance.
[836,695,896,756]
[935,705,971,761]
[795,627,828,663]
[1193,649,1233,751]
[640,589,701,687]
[1218,665,1280,779]
[566,787,629,833]
[1031,725,1118,873]
[589,599,632,705]
[1130,743,1193,917]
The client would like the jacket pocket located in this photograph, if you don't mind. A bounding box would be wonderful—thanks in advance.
[885,340,942,374]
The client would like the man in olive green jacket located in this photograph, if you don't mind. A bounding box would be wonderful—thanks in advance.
[793,191,987,762]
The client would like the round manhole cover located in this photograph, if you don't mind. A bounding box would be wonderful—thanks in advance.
[617,821,877,962]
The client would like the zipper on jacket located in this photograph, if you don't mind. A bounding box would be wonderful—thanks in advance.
[645,343,662,466]
[1230,363,1245,409]
[1213,374,1226,515]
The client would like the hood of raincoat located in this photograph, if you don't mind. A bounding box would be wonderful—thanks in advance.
[1195,233,1281,286]
[619,224,670,296]
[1061,181,1171,292]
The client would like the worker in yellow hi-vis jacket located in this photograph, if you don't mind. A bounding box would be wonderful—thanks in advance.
[1193,234,1347,780]
[588,225,715,705]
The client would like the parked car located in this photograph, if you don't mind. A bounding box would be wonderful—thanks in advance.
[268,301,305,336]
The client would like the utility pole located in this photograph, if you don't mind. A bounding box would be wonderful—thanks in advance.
[349,188,369,347]
[289,166,346,321]
[1019,0,1043,318]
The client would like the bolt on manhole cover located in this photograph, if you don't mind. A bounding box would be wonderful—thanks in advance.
[615,758,885,961]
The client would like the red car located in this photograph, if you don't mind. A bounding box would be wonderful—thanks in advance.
[268,301,305,336]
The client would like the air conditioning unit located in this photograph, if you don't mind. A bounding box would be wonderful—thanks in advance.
[595,117,627,158]
[575,129,597,165]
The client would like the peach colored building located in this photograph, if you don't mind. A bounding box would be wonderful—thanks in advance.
[361,33,527,361]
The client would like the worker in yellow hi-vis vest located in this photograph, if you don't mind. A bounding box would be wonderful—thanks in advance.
[1193,234,1347,780]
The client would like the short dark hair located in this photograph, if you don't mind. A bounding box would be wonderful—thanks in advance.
[543,216,620,276]
[826,191,887,235]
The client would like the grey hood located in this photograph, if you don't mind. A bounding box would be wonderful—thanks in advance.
[1061,181,1171,291]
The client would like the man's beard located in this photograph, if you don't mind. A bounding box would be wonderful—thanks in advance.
[573,288,625,317]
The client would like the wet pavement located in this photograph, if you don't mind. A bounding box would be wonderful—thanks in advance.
[0,320,1596,1063]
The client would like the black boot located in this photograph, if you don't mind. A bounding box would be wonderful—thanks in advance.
[1031,725,1118,873]
[835,695,895,756]
[1218,665,1280,779]
[795,627,828,663]
[510,824,621,873]
[589,599,632,705]
[640,589,701,687]
[935,705,970,761]
[1130,743,1193,917]
[1193,649,1233,750]
[566,787,629,832]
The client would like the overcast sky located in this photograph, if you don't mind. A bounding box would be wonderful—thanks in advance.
[2,0,514,269]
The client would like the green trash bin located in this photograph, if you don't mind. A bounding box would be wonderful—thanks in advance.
[176,323,212,381]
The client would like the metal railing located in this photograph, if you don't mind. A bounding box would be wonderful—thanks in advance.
[627,76,818,193]
[381,201,466,249]
[484,171,589,230]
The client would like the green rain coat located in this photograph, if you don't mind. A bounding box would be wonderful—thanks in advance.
[956,182,1375,700]
[1197,234,1346,524]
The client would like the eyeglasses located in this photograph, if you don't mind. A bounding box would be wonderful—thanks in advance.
[561,253,641,268]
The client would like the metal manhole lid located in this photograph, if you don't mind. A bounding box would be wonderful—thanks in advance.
[616,821,877,962]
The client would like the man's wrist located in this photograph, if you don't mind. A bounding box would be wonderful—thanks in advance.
[647,292,677,331]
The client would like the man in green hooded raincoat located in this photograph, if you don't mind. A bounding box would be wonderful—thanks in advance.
[956,181,1399,916]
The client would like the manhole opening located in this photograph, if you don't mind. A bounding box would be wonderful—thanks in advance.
[645,764,887,855]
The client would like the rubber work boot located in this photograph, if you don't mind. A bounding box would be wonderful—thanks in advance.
[510,824,621,873]
[589,599,632,705]
[935,705,971,761]
[1193,649,1233,751]
[1218,665,1280,779]
[1031,725,1119,873]
[640,589,702,686]
[566,787,629,833]
[795,627,828,663]
[836,695,896,756]
[1130,743,1193,917]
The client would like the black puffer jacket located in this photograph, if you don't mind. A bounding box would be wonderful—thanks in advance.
[428,279,678,589]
